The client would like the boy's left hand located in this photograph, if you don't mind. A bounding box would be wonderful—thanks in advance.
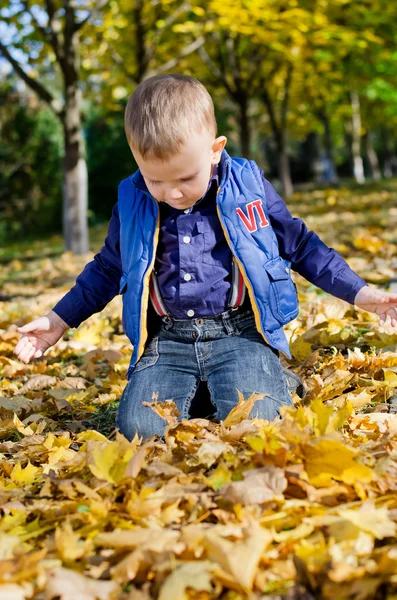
[354,286,397,327]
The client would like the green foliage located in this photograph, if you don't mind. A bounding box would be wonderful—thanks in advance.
[85,106,137,220]
[0,79,63,244]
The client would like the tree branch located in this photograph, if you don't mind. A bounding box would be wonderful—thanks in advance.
[145,36,205,79]
[150,1,190,46]
[74,0,111,31]
[281,63,293,133]
[198,44,234,96]
[43,0,65,67]
[134,0,148,83]
[0,42,63,118]
[144,2,191,68]
[260,83,281,142]
[110,48,137,81]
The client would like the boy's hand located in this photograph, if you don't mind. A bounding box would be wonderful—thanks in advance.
[354,286,397,327]
[14,310,70,364]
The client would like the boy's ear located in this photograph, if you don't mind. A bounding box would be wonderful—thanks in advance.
[211,136,227,164]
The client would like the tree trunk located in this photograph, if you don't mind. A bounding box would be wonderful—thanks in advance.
[350,91,365,184]
[363,131,381,181]
[380,127,397,178]
[62,82,89,254]
[276,130,293,197]
[261,88,293,197]
[320,109,338,183]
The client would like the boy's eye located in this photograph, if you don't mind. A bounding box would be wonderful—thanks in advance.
[147,174,195,186]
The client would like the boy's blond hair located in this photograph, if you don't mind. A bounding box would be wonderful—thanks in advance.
[124,74,217,160]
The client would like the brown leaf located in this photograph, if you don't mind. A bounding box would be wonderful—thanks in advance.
[45,568,119,600]
[18,374,58,394]
[142,399,180,425]
[203,520,272,589]
[220,466,287,505]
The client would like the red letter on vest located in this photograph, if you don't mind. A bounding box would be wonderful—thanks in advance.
[236,199,269,232]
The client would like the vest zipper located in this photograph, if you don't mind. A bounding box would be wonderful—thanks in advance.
[216,195,288,358]
[136,207,160,363]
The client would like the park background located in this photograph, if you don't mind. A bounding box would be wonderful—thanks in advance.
[1,1,397,599]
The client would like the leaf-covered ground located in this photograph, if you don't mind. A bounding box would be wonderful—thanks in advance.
[1,182,397,600]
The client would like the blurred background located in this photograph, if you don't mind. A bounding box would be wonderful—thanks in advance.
[1,0,397,255]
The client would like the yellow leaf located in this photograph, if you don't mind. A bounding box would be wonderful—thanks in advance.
[223,391,265,427]
[12,414,34,436]
[310,398,333,435]
[10,461,40,485]
[88,442,119,483]
[302,439,373,487]
[330,401,354,430]
[383,370,397,387]
[88,440,135,484]
[73,319,113,346]
[76,430,109,443]
[55,522,89,561]
[291,335,312,362]
[338,504,396,539]
[205,463,232,490]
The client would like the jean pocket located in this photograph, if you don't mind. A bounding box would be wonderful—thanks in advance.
[235,316,260,339]
[282,366,306,398]
[133,336,159,373]
[264,258,299,325]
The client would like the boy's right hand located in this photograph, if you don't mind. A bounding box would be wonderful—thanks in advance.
[14,310,70,364]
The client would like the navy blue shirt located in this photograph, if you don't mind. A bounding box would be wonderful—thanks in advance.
[52,166,367,328]
[155,164,237,317]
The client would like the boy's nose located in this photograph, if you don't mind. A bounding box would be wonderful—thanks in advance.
[166,188,183,200]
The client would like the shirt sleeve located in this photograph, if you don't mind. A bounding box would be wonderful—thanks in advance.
[52,202,122,328]
[262,171,368,305]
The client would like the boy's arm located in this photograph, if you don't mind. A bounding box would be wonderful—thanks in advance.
[262,172,367,304]
[52,202,122,328]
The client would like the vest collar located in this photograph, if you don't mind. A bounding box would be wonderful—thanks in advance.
[218,148,232,191]
[129,168,148,192]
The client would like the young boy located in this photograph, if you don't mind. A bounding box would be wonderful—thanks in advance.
[14,75,397,441]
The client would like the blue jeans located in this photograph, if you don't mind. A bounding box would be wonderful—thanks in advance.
[116,308,296,441]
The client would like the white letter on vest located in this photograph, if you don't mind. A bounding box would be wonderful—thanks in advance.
[236,199,269,233]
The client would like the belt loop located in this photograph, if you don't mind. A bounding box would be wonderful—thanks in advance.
[222,310,235,335]
[162,315,173,330]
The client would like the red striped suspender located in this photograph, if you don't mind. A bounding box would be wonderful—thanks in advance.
[149,257,246,316]
[228,257,246,308]
[149,272,169,317]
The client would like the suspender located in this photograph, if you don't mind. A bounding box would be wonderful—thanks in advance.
[149,257,246,317]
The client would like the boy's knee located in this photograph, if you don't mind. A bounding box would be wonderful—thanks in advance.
[116,415,166,442]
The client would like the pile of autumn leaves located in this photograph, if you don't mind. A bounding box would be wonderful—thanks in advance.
[1,184,397,600]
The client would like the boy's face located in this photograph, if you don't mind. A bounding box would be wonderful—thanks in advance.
[133,129,227,211]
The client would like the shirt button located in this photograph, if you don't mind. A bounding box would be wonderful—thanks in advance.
[184,209,190,214]
[187,309,195,317]
[183,273,192,281]
[183,236,191,244]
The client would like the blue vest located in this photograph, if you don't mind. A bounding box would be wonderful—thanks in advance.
[118,149,298,378]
